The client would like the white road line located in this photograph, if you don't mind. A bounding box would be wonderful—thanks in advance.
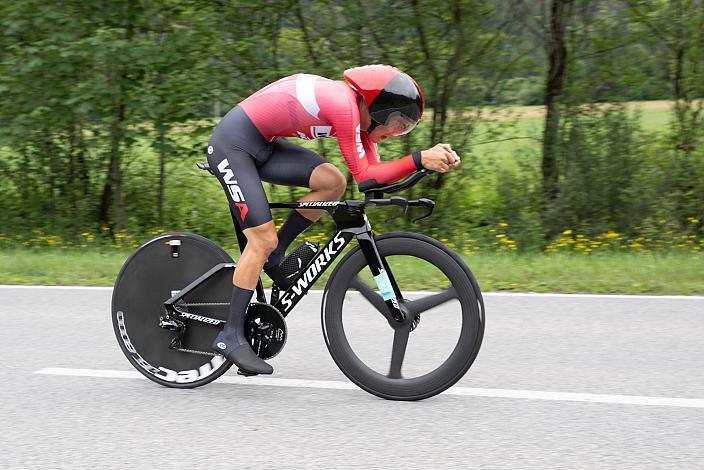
[35,367,704,409]
[2,285,703,300]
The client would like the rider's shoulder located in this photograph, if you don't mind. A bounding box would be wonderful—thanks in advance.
[267,73,350,95]
[315,78,359,113]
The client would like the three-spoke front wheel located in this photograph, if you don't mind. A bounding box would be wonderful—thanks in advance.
[321,233,485,401]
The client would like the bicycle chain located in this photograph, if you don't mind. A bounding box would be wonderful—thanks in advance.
[167,301,224,357]
[179,302,229,307]
[173,347,217,357]
[170,302,278,358]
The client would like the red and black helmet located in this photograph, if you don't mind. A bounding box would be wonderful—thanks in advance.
[343,64,425,136]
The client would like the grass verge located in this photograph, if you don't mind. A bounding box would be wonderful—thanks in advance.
[0,248,701,295]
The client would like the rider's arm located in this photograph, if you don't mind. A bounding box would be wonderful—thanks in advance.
[359,136,424,185]
[332,110,423,186]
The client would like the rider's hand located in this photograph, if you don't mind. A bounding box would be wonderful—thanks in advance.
[420,144,461,173]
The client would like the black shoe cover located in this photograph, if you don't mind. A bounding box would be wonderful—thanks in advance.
[212,332,273,375]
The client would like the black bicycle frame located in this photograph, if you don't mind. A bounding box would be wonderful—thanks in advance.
[267,201,405,320]
[163,198,428,324]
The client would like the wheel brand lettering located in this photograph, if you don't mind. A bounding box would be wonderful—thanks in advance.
[155,357,226,383]
[217,158,245,202]
[179,311,225,325]
[117,311,160,375]
[116,310,225,382]
[280,232,347,311]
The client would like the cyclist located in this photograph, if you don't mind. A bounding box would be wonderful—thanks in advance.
[207,64,460,375]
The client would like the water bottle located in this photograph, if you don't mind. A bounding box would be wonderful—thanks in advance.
[279,241,319,281]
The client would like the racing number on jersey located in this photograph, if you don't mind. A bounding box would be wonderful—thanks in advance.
[297,126,335,140]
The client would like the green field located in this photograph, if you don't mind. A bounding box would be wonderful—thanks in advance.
[474,101,672,168]
[1,248,701,295]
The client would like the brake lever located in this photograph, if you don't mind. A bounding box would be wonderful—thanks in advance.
[412,198,435,223]
[389,196,409,209]
[383,196,409,223]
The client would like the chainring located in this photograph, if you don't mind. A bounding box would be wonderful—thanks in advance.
[244,303,287,360]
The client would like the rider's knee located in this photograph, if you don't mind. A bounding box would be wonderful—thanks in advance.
[254,230,279,255]
[245,225,278,256]
[317,165,346,198]
[311,163,347,198]
[329,170,347,198]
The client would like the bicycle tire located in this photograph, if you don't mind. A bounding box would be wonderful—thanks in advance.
[321,232,484,400]
[112,232,234,388]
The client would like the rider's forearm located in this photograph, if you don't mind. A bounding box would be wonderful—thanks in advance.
[353,154,419,186]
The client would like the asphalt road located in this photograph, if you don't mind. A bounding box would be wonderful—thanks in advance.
[1,286,703,469]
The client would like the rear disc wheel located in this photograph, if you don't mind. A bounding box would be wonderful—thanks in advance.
[112,232,235,388]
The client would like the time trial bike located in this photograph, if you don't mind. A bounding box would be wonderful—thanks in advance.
[112,163,485,400]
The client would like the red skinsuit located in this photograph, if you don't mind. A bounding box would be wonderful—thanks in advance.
[239,74,417,185]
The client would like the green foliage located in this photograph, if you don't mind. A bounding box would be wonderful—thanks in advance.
[498,77,545,105]
[546,105,645,234]
[0,0,701,257]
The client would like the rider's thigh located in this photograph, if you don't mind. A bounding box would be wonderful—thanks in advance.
[206,145,273,230]
[257,138,327,188]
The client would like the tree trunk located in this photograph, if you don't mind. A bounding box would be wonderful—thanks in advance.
[98,102,126,232]
[294,0,320,68]
[67,126,77,216]
[157,125,166,226]
[98,3,133,233]
[541,0,570,238]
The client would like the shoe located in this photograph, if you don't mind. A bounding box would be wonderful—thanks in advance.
[212,331,273,375]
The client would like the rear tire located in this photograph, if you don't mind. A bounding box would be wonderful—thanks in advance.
[112,232,234,388]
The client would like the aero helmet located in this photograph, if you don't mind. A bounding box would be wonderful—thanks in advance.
[343,64,425,136]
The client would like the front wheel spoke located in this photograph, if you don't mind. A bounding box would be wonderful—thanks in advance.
[388,326,410,379]
[406,287,458,315]
[350,276,393,323]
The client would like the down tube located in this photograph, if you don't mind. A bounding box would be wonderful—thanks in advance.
[274,231,355,316]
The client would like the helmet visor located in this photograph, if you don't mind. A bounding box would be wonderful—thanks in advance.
[370,110,419,136]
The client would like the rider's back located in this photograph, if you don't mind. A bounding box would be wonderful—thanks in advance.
[239,74,356,142]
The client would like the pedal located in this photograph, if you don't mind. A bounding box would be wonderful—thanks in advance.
[270,285,280,305]
[237,369,259,377]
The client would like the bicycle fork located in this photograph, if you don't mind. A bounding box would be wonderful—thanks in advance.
[355,231,407,323]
